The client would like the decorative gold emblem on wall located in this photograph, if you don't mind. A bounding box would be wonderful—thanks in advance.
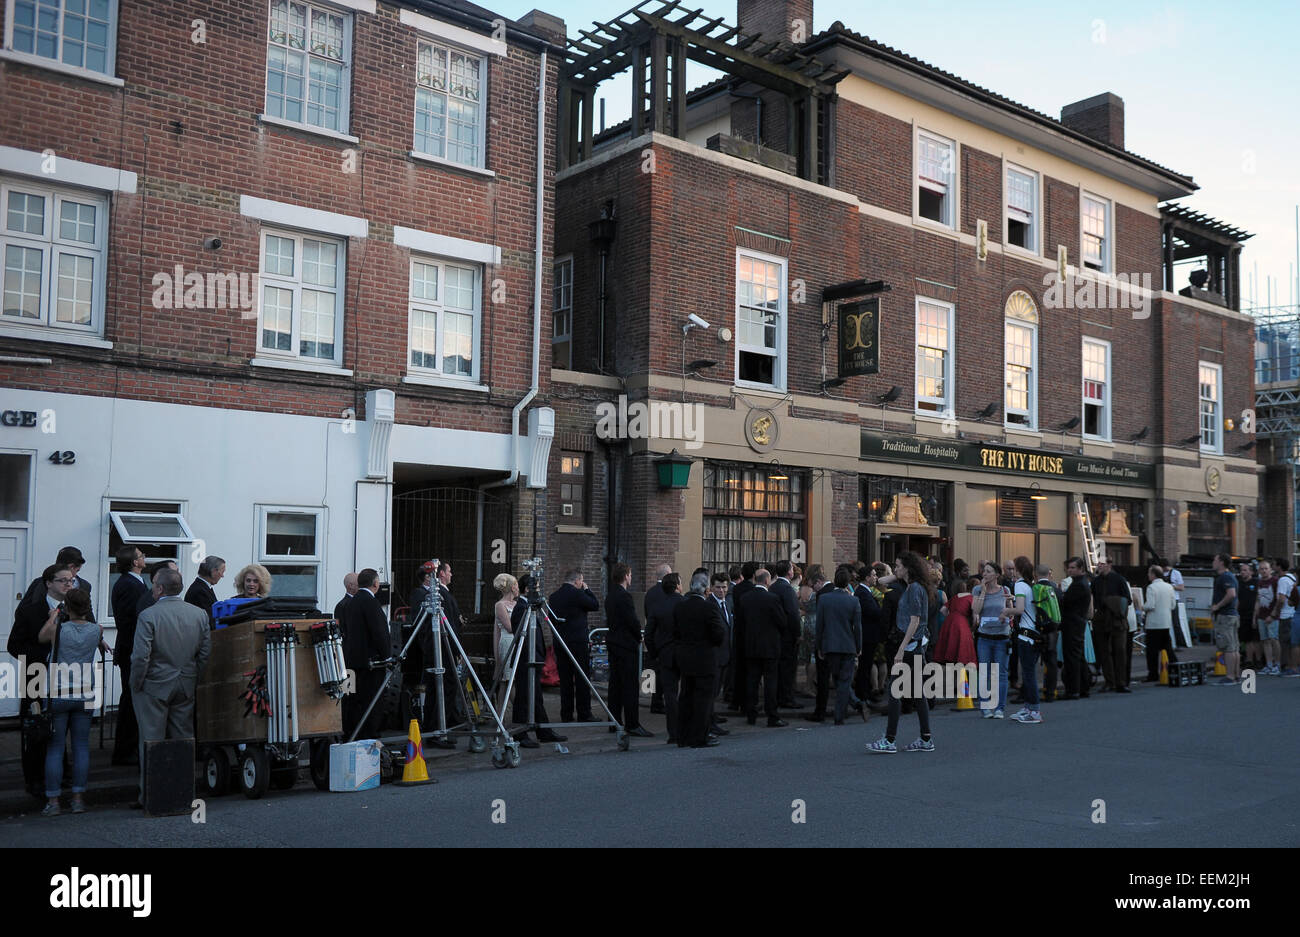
[745,408,779,453]
[883,494,929,527]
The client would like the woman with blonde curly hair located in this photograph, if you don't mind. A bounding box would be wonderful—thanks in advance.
[233,564,272,599]
[492,572,520,689]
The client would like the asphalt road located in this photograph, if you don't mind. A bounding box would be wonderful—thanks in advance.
[3,676,1297,848]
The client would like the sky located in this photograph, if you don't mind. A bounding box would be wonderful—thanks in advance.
[495,0,1300,312]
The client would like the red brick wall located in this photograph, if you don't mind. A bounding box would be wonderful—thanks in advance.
[0,0,556,434]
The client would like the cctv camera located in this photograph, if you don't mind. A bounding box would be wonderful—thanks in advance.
[203,236,223,250]
[687,313,710,330]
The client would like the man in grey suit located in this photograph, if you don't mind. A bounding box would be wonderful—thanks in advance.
[130,568,211,803]
[815,567,863,725]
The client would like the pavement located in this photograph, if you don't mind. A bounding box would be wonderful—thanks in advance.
[4,643,1296,847]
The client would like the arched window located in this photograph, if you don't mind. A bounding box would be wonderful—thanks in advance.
[1004,291,1038,429]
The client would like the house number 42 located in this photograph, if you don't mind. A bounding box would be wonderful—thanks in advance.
[48,451,76,465]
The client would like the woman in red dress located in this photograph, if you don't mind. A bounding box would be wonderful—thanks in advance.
[935,576,978,666]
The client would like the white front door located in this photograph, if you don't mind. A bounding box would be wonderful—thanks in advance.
[0,527,29,717]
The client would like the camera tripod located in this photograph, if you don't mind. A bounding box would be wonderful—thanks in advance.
[499,560,629,751]
[350,586,521,769]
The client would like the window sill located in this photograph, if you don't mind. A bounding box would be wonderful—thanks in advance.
[732,383,787,398]
[555,524,598,535]
[1003,243,1041,262]
[913,410,953,424]
[911,216,960,240]
[1200,446,1223,457]
[402,373,489,392]
[250,356,353,377]
[409,150,495,178]
[0,49,124,86]
[258,114,359,146]
[1003,425,1042,439]
[1081,436,1114,448]
[0,323,112,349]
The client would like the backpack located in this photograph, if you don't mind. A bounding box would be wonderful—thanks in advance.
[1031,582,1062,627]
[1283,574,1299,609]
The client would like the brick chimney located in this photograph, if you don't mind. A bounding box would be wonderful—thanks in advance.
[737,0,813,42]
[518,9,566,44]
[1060,92,1125,149]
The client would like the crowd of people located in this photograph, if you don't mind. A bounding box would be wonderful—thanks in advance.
[16,539,1299,814]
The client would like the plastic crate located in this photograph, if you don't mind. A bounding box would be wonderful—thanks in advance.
[1167,660,1204,687]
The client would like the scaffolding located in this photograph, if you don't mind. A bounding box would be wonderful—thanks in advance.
[1252,298,1300,560]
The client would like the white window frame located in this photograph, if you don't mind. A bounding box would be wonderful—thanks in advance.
[102,497,190,624]
[1080,191,1112,274]
[1003,293,1039,432]
[263,0,354,136]
[412,37,488,170]
[108,510,195,545]
[734,247,787,392]
[914,297,954,417]
[256,227,346,366]
[2,0,119,80]
[1199,361,1222,454]
[1,176,109,335]
[1081,337,1111,441]
[552,254,573,371]
[1004,162,1039,256]
[256,505,325,601]
[914,127,958,230]
[405,254,482,384]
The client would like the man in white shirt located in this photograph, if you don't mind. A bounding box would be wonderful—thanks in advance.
[1277,559,1300,676]
[1141,565,1178,681]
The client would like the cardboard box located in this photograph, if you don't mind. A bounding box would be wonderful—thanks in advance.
[329,740,382,792]
[1167,660,1204,687]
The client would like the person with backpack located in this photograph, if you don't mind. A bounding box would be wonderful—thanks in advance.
[971,561,1013,718]
[1274,558,1299,676]
[1032,564,1063,701]
[1008,557,1044,724]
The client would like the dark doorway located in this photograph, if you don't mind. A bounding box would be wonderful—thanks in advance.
[391,486,513,622]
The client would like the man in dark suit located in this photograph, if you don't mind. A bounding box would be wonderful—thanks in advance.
[548,569,601,722]
[19,546,93,613]
[136,561,178,617]
[769,560,803,709]
[806,566,839,722]
[333,572,358,621]
[341,568,392,740]
[436,561,463,635]
[644,573,684,742]
[643,563,672,714]
[740,569,788,727]
[130,568,211,805]
[855,562,895,707]
[707,572,733,736]
[816,567,864,725]
[9,564,79,799]
[727,561,758,714]
[1091,556,1132,693]
[673,573,726,747]
[185,555,226,629]
[1060,557,1093,699]
[111,546,149,766]
[605,564,652,736]
[409,561,436,619]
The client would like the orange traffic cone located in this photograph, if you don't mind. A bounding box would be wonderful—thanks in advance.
[1158,650,1169,685]
[395,719,434,786]
[1213,651,1227,676]
[956,664,975,710]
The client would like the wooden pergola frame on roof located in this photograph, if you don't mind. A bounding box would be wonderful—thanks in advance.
[558,0,847,181]
[1160,203,1253,310]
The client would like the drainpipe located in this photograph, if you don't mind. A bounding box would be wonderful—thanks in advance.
[483,47,547,497]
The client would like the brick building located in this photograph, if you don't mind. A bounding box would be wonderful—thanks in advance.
[542,0,1258,602]
[0,0,566,713]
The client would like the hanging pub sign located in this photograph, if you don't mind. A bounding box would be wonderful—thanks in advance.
[838,297,879,378]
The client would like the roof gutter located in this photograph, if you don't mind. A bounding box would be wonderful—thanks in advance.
[805,29,1197,195]
[404,0,567,53]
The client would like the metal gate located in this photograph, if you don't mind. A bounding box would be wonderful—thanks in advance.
[391,486,514,621]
